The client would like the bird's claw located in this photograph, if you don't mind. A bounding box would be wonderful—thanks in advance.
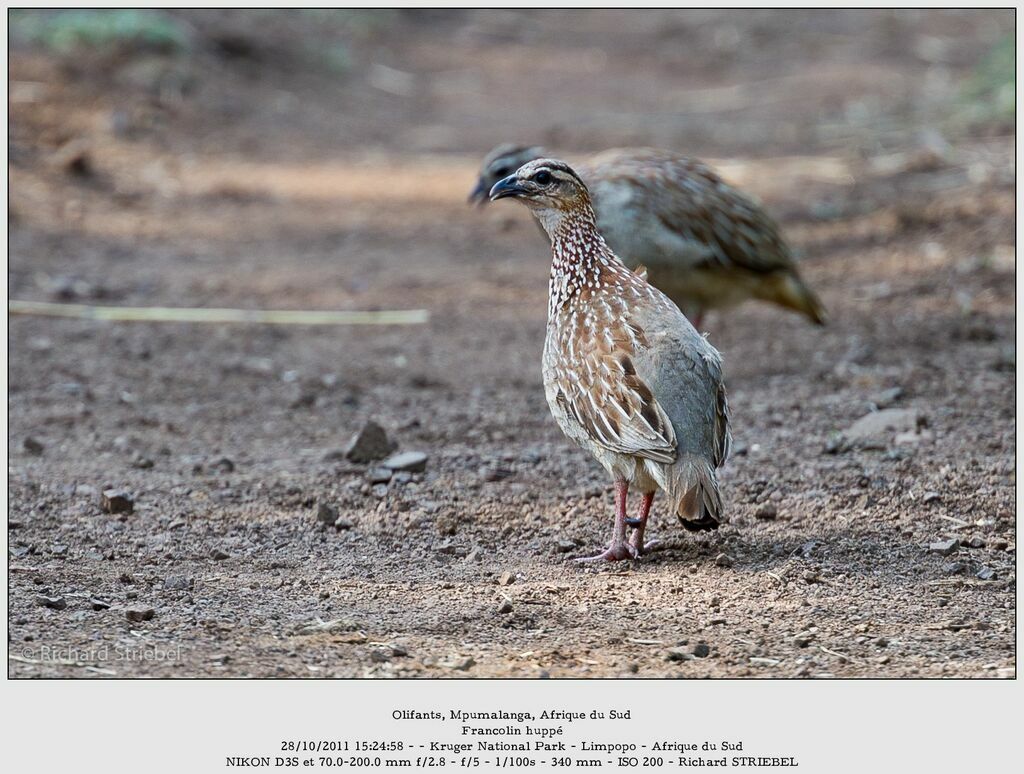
[629,538,661,557]
[575,541,639,563]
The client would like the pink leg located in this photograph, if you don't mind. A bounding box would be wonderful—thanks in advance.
[576,479,637,562]
[628,491,660,556]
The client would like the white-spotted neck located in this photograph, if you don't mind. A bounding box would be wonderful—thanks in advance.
[536,201,636,319]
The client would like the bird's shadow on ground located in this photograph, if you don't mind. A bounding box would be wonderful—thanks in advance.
[565,526,938,583]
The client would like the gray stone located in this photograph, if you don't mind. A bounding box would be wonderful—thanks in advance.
[843,409,923,448]
[23,437,44,455]
[343,421,396,463]
[212,457,235,473]
[870,387,904,409]
[125,607,154,622]
[317,502,339,526]
[36,595,67,610]
[496,600,513,614]
[714,552,734,568]
[754,504,777,520]
[481,464,514,482]
[367,467,393,484]
[101,489,134,515]
[692,643,711,658]
[382,451,428,473]
[929,539,959,556]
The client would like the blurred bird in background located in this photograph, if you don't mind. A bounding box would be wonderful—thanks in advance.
[471,144,827,329]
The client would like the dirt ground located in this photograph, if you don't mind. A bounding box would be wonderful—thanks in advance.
[7,10,1015,678]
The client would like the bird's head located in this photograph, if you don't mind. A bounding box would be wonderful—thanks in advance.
[487,158,592,215]
[467,144,543,206]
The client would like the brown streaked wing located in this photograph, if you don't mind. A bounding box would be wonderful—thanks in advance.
[589,149,796,275]
[553,328,677,464]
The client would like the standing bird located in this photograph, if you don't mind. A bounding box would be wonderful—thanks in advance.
[471,144,826,328]
[490,159,731,561]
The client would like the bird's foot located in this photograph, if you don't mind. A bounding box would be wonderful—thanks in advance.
[629,537,661,557]
[575,540,638,563]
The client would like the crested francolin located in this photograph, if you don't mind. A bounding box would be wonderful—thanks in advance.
[490,159,731,561]
[472,144,826,328]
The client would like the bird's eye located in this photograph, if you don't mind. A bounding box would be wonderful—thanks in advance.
[494,166,511,177]
[534,170,552,185]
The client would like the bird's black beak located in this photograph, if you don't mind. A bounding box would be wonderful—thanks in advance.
[489,175,528,202]
[467,178,489,206]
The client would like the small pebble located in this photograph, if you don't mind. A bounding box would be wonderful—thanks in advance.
[754,504,777,520]
[482,464,514,482]
[665,647,692,662]
[212,457,235,473]
[36,594,67,610]
[448,656,475,671]
[125,607,154,622]
[367,467,393,484]
[496,600,513,615]
[714,553,734,568]
[498,571,515,586]
[692,643,711,658]
[317,502,339,526]
[211,548,230,561]
[101,489,134,515]
[344,421,396,463]
[23,437,44,455]
[382,451,428,473]
[929,539,960,556]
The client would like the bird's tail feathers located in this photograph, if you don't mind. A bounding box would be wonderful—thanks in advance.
[651,456,724,531]
[760,271,828,326]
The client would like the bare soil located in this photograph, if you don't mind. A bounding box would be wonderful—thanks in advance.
[8,10,1015,678]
